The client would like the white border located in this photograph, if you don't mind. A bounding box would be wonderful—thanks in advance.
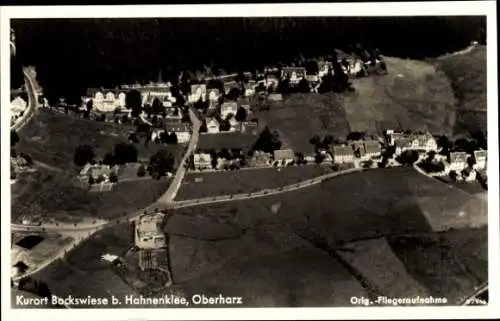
[1,2,498,320]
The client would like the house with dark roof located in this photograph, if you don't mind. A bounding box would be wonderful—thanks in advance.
[332,145,355,164]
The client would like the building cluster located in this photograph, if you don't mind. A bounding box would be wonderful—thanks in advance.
[78,164,120,190]
[384,129,487,182]
[82,82,176,113]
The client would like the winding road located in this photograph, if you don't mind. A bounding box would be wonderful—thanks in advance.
[11,68,39,131]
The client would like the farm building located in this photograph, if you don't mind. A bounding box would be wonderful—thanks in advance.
[193,152,213,170]
[221,101,238,119]
[273,149,295,165]
[390,132,437,154]
[134,212,167,250]
[333,145,355,164]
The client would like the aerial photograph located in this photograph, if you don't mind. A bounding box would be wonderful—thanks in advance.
[8,15,488,309]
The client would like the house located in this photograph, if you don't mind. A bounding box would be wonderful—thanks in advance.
[134,212,166,250]
[206,117,220,134]
[281,67,306,84]
[220,101,238,119]
[333,145,355,164]
[244,81,256,97]
[164,107,183,123]
[79,164,119,184]
[193,152,213,170]
[448,151,468,173]
[249,151,272,167]
[318,61,333,77]
[364,140,382,158]
[84,88,127,112]
[273,149,295,165]
[352,142,366,159]
[268,93,283,101]
[305,74,320,83]
[390,132,437,154]
[473,150,487,170]
[461,167,477,182]
[139,85,172,106]
[188,84,207,103]
[208,88,220,102]
[164,122,191,144]
[241,120,259,134]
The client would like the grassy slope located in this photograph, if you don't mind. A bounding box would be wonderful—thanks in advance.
[254,93,349,153]
[29,168,487,306]
[11,166,170,222]
[175,165,332,200]
[344,57,456,136]
[434,46,487,135]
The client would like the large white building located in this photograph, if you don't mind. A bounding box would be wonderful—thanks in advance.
[134,212,167,250]
[11,96,27,117]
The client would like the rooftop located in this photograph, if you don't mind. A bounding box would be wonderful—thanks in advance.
[137,213,164,238]
[273,149,295,160]
[165,122,191,132]
[449,151,468,163]
[364,140,382,154]
[333,145,355,156]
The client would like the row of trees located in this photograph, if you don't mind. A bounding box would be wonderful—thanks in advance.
[73,142,139,167]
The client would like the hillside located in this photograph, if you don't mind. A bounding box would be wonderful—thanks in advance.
[435,46,487,136]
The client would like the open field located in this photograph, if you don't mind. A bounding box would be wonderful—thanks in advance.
[11,167,170,222]
[16,111,132,170]
[434,46,487,135]
[12,232,74,268]
[388,226,487,304]
[344,57,456,136]
[175,165,332,200]
[27,167,487,307]
[254,93,350,153]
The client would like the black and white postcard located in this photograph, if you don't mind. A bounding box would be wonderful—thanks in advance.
[1,2,498,320]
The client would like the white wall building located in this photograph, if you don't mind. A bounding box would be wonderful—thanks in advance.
[134,212,167,250]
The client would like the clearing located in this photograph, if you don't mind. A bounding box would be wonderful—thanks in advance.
[434,45,487,135]
[344,57,456,136]
[11,166,170,222]
[175,165,332,200]
[253,93,350,153]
